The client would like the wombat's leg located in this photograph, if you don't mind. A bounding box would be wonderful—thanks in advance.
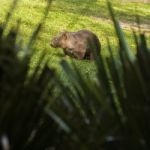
[90,53,94,60]
[64,49,74,57]
[73,51,85,60]
[63,49,68,55]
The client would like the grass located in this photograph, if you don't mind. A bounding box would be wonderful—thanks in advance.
[0,0,149,81]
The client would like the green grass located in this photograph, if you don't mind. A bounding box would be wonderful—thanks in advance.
[0,0,149,81]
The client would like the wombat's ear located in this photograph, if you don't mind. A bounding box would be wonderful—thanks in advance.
[62,32,68,40]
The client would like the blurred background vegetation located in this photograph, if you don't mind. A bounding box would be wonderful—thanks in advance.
[0,0,150,149]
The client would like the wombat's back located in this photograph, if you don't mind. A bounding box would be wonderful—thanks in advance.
[77,30,101,49]
[76,30,101,56]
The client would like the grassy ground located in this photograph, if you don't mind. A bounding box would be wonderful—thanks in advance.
[0,0,150,80]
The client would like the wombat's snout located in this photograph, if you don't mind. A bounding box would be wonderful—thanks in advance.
[50,38,60,48]
[50,42,53,47]
[50,39,54,47]
[50,42,56,48]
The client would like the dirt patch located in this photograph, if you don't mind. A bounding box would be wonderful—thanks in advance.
[121,0,150,3]
[91,16,150,33]
[119,21,150,33]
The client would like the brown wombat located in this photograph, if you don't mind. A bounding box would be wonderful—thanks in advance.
[50,30,101,60]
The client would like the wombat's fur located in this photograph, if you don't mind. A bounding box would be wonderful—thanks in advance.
[50,30,101,60]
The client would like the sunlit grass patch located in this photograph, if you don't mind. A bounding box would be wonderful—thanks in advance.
[0,0,149,81]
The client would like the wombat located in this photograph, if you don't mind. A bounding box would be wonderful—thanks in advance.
[50,30,101,60]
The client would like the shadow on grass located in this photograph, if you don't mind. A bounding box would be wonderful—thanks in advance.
[51,0,150,25]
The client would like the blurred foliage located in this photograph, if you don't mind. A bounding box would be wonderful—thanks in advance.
[0,0,66,149]
[0,0,150,150]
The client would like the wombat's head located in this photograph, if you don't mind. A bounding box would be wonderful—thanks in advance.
[50,32,68,48]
